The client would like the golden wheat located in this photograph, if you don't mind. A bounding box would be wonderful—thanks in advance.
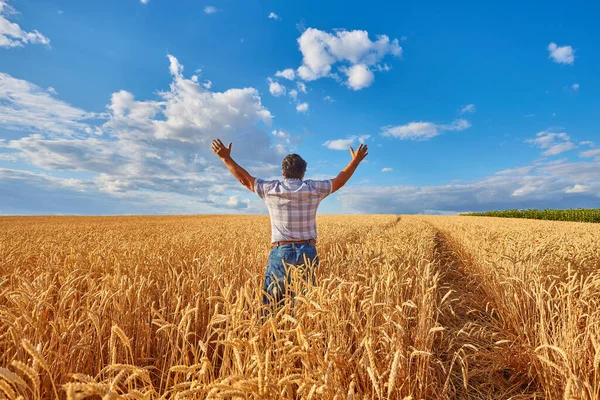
[0,214,598,398]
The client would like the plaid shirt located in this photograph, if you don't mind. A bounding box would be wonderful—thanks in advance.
[254,178,332,243]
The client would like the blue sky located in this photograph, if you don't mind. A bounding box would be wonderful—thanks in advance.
[0,0,599,215]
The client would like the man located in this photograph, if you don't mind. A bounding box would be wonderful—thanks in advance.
[211,138,368,310]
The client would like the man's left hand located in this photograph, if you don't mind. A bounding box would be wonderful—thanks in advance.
[212,139,232,160]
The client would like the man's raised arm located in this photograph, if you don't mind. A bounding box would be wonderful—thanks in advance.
[331,143,368,193]
[211,139,255,192]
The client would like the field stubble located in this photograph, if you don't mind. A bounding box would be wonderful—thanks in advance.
[0,215,599,399]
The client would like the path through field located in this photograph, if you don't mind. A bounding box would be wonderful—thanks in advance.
[429,226,537,398]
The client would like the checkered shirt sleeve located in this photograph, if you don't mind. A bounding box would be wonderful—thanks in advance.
[254,179,279,199]
[304,179,333,200]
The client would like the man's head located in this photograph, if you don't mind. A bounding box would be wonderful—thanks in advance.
[281,154,307,179]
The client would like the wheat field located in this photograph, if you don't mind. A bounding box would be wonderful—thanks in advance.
[0,215,599,399]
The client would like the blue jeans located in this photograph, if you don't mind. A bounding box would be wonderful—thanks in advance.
[262,243,319,309]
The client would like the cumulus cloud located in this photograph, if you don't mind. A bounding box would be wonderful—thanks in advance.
[460,104,476,114]
[296,102,308,113]
[0,1,50,48]
[323,95,334,103]
[572,83,579,91]
[294,28,401,89]
[548,42,575,65]
[344,64,374,90]
[323,134,369,150]
[140,0,149,4]
[275,69,295,80]
[527,131,576,156]
[382,168,393,172]
[268,78,286,97]
[268,12,280,20]
[0,55,297,214]
[382,119,471,141]
[204,6,219,14]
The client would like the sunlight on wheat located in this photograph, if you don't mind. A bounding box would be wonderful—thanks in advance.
[0,215,599,398]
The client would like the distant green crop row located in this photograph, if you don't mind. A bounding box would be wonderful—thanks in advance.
[460,209,600,223]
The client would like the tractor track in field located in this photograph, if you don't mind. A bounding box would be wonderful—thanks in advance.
[429,225,539,399]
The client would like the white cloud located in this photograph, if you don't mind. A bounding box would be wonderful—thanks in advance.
[288,89,298,100]
[275,69,295,80]
[375,63,391,72]
[579,141,594,147]
[204,6,219,14]
[140,0,149,3]
[0,152,19,161]
[572,83,579,91]
[268,78,286,97]
[225,195,251,209]
[548,42,575,65]
[0,167,258,215]
[382,168,393,173]
[296,81,307,93]
[0,0,50,48]
[344,64,374,90]
[382,119,471,141]
[271,129,288,139]
[460,104,476,114]
[511,184,538,197]
[564,184,589,194]
[580,148,600,159]
[496,166,533,175]
[336,162,600,214]
[542,142,576,156]
[202,80,212,89]
[323,134,369,150]
[268,12,280,20]
[323,95,334,103]
[1,55,290,211]
[7,135,125,173]
[527,131,576,156]
[294,28,401,89]
[296,102,309,113]
[0,72,97,135]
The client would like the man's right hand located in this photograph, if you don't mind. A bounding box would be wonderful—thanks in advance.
[350,143,368,163]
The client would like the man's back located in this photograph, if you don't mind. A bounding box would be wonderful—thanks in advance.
[255,178,332,242]
[211,139,367,310]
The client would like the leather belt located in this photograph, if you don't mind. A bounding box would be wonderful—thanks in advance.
[272,239,317,247]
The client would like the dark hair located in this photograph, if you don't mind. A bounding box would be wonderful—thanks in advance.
[281,154,307,179]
